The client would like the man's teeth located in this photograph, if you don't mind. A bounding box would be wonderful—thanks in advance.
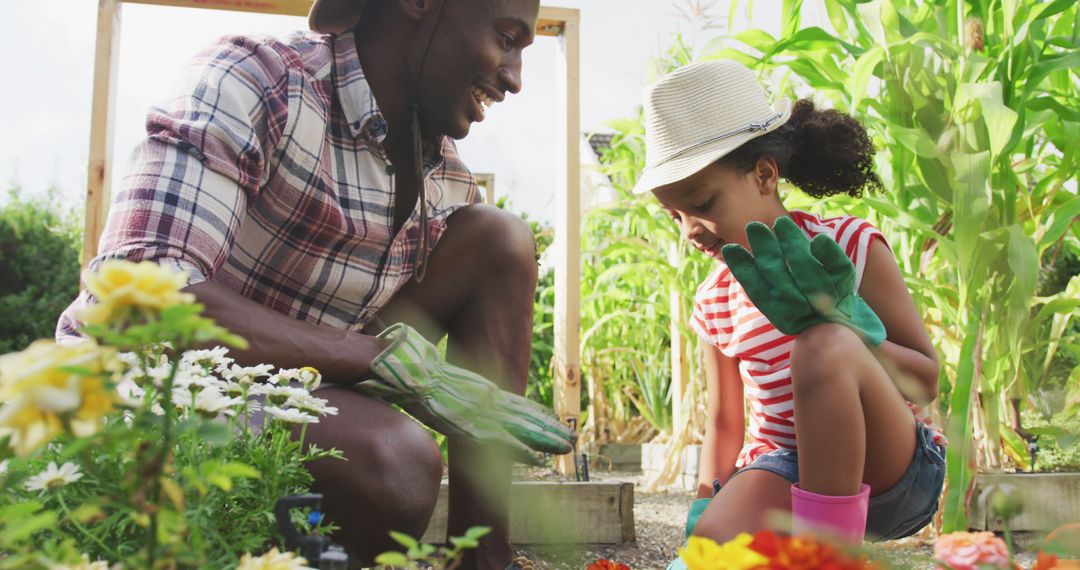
[472,87,496,109]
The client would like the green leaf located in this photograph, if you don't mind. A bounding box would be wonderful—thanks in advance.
[196,420,234,447]
[942,311,983,532]
[734,29,778,53]
[957,82,1019,157]
[891,126,939,158]
[463,526,492,540]
[389,530,419,550]
[849,46,883,110]
[219,461,260,479]
[1037,194,1080,252]
[374,552,410,566]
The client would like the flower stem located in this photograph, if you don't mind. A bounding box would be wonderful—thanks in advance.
[57,492,121,561]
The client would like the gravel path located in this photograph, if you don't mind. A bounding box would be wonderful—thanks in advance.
[511,470,1039,570]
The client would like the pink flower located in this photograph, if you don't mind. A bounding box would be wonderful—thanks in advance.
[934,531,1013,570]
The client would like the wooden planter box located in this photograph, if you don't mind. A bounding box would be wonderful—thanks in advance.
[969,472,1080,532]
[595,443,642,471]
[421,479,635,544]
[642,442,701,492]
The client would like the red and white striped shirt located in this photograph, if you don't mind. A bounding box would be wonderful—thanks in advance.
[690,210,946,468]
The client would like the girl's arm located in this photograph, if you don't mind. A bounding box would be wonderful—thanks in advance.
[698,338,745,498]
[857,239,941,405]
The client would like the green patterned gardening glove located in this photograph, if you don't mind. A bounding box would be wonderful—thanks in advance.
[720,216,886,346]
[353,323,575,465]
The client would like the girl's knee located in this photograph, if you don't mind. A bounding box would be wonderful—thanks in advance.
[790,324,864,389]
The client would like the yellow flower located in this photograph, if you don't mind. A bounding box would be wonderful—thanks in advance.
[236,548,314,570]
[0,340,118,456]
[679,534,769,570]
[79,260,194,324]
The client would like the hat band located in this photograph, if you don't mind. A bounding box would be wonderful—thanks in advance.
[652,111,785,168]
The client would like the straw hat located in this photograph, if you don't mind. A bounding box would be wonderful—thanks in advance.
[308,0,369,34]
[632,60,793,195]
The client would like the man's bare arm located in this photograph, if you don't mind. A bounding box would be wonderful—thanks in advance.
[186,280,388,384]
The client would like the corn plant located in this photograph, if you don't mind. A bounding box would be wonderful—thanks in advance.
[710,0,1080,530]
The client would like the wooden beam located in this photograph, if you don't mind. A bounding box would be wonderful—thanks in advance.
[119,0,571,36]
[422,480,635,544]
[84,0,123,268]
[473,172,495,205]
[669,244,689,433]
[552,12,581,475]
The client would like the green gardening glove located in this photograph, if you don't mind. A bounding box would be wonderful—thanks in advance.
[353,323,575,465]
[685,498,711,538]
[721,216,886,346]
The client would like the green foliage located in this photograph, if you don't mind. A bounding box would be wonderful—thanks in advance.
[0,188,81,352]
[374,526,490,569]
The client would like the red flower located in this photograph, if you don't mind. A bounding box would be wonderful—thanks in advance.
[587,559,631,570]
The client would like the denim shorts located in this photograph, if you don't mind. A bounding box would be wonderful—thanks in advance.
[724,422,946,541]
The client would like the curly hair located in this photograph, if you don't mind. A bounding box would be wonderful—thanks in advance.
[717,99,883,198]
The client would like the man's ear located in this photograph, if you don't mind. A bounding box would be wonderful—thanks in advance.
[755,156,780,196]
[390,0,434,21]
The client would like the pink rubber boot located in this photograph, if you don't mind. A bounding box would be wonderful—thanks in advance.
[790,483,870,543]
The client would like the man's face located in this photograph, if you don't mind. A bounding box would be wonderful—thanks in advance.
[419,0,540,139]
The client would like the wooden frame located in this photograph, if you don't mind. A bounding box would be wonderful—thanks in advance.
[85,0,583,473]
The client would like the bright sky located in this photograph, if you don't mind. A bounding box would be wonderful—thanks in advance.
[1,0,804,223]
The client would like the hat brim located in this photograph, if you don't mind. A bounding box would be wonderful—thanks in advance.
[309,0,365,34]
[631,98,793,195]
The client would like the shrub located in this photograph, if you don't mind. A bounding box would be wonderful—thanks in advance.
[0,188,81,352]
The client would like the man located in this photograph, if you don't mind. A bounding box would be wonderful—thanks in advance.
[59,0,548,566]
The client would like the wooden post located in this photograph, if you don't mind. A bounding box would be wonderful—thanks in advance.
[474,173,495,205]
[669,243,689,433]
[84,0,122,267]
[552,9,581,474]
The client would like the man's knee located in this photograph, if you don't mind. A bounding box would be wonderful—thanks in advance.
[450,204,537,274]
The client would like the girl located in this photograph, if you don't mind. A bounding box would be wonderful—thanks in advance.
[632,60,947,544]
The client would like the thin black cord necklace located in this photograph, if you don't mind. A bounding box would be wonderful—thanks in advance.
[409,0,449,283]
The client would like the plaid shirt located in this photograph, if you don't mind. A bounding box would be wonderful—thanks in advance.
[58,31,479,339]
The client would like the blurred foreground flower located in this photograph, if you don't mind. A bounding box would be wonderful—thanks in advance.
[236,547,314,570]
[24,460,83,491]
[749,530,877,569]
[1034,523,1080,570]
[934,531,1013,570]
[79,259,195,324]
[52,554,113,569]
[0,339,117,455]
[679,534,767,570]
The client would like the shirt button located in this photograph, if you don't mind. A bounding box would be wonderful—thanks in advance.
[385,164,396,175]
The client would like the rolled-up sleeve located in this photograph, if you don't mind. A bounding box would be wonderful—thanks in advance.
[57,35,293,340]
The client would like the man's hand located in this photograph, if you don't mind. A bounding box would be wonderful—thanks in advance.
[353,323,575,464]
[721,217,886,346]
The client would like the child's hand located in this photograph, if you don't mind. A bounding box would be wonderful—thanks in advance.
[721,217,886,346]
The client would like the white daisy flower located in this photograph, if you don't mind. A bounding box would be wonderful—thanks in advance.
[222,363,275,385]
[181,346,234,371]
[252,385,309,407]
[285,393,338,417]
[25,461,83,492]
[173,386,243,417]
[51,553,112,569]
[265,406,319,425]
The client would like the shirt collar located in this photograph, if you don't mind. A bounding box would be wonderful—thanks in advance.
[332,31,448,167]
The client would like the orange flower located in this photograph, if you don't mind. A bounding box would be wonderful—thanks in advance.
[587,560,630,570]
[748,530,878,569]
[934,532,1013,570]
[1034,524,1080,570]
